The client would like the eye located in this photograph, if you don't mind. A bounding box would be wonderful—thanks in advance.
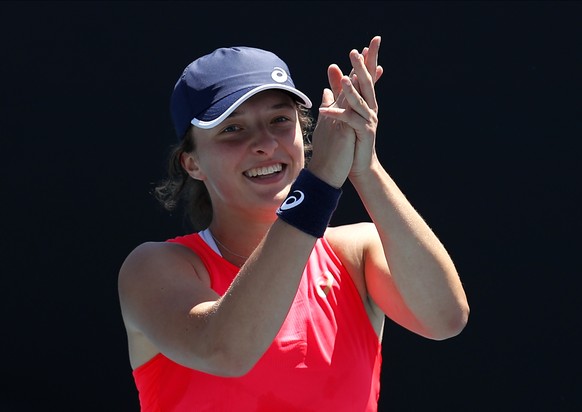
[221,124,241,134]
[273,116,290,124]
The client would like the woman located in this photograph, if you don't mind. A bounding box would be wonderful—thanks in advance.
[118,36,469,411]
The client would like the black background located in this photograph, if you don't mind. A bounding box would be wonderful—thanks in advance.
[1,1,580,411]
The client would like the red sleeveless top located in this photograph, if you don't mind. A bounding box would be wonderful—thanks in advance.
[132,233,382,411]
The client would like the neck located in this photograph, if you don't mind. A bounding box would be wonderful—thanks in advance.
[208,219,272,267]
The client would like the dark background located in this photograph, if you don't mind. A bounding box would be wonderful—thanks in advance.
[1,1,580,411]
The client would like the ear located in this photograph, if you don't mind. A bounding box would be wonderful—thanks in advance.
[180,152,205,180]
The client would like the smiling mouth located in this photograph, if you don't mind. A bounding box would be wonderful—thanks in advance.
[244,163,284,178]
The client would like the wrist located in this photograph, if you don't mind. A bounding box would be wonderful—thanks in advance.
[349,154,382,186]
[276,169,342,238]
[305,163,345,189]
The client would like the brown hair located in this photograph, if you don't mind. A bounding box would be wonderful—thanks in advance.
[154,103,314,231]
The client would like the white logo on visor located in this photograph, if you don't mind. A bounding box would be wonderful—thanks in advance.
[277,190,304,211]
[271,67,288,83]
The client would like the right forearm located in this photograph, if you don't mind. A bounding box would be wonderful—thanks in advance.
[202,219,315,375]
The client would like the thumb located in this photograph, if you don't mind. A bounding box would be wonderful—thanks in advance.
[320,88,335,108]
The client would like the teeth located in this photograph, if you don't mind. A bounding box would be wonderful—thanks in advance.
[244,164,283,177]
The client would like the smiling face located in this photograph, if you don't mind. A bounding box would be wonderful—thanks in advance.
[180,90,306,221]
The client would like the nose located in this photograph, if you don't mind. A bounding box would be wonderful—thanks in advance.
[251,129,279,156]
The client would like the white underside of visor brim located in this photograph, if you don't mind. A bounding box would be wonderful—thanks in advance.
[190,84,312,130]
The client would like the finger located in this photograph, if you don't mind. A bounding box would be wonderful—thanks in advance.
[352,39,380,82]
[364,36,381,82]
[318,100,372,136]
[376,66,384,82]
[349,51,377,112]
[319,78,373,126]
[329,63,357,109]
[351,73,360,92]
[356,37,381,84]
[361,47,369,62]
[339,75,372,119]
[320,88,335,108]
[327,64,345,101]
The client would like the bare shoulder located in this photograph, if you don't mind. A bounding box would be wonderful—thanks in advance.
[119,241,211,292]
[118,241,219,369]
[118,241,214,331]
